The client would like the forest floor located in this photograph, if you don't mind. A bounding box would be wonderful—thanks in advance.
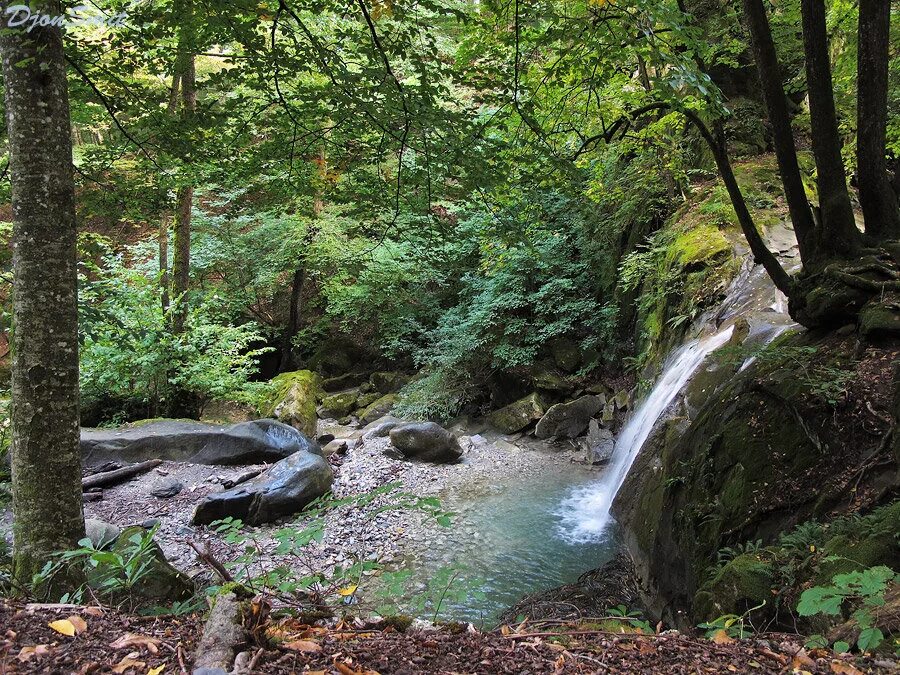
[2,600,897,674]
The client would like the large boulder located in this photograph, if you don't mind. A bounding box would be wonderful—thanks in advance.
[319,391,359,419]
[193,451,333,526]
[535,395,605,440]
[486,393,546,434]
[362,415,403,439]
[81,419,319,467]
[358,394,397,425]
[260,370,322,438]
[389,422,462,463]
[581,419,615,464]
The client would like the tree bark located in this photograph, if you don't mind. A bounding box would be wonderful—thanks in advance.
[279,269,305,372]
[171,47,196,334]
[741,0,819,264]
[159,214,171,315]
[857,0,900,240]
[800,0,860,256]
[0,0,86,584]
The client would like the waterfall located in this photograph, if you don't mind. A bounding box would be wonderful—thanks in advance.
[555,326,735,544]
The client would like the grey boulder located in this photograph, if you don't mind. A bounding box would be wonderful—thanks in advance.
[388,422,462,463]
[582,419,615,465]
[151,477,184,499]
[535,395,605,440]
[192,451,333,526]
[81,419,320,467]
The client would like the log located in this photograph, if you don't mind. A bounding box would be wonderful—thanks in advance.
[192,592,247,674]
[81,459,162,490]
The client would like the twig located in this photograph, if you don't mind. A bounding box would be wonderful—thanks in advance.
[187,539,234,583]
[81,459,162,489]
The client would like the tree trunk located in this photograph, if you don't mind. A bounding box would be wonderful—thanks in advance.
[279,269,305,372]
[857,0,900,240]
[740,0,819,265]
[0,0,86,584]
[800,0,860,255]
[171,50,196,334]
[159,214,171,315]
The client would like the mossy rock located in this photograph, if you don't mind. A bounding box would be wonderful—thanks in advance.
[486,393,546,434]
[359,394,397,425]
[816,502,900,583]
[370,371,410,394]
[694,554,776,622]
[260,370,322,438]
[356,392,381,408]
[858,296,900,339]
[550,339,582,373]
[318,391,359,419]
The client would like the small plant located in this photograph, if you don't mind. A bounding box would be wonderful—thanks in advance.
[31,527,162,610]
[374,564,487,623]
[698,601,766,640]
[608,605,654,633]
[799,565,898,653]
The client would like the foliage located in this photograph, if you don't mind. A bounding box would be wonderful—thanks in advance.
[78,240,270,422]
[375,565,487,623]
[697,601,766,640]
[800,566,898,653]
[29,527,162,612]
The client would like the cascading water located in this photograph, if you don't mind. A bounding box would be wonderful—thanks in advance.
[555,326,735,544]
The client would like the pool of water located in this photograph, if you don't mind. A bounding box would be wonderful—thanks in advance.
[373,463,618,626]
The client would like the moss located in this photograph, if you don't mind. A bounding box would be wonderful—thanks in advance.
[259,370,322,438]
[486,393,546,434]
[359,393,397,425]
[319,391,359,419]
[380,615,415,632]
[693,554,776,622]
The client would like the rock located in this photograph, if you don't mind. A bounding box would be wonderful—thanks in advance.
[140,519,162,530]
[531,366,575,393]
[317,433,335,445]
[581,420,615,464]
[84,518,121,549]
[486,393,546,434]
[370,371,409,394]
[322,439,348,456]
[362,415,403,439]
[535,395,605,440]
[262,370,322,438]
[83,491,104,503]
[358,394,397,425]
[151,477,183,499]
[355,392,381,408]
[551,339,582,373]
[601,401,615,424]
[388,422,462,463]
[859,297,900,338]
[307,337,364,376]
[318,391,359,419]
[193,451,334,526]
[108,526,194,603]
[81,419,319,467]
[322,372,368,392]
[614,390,631,411]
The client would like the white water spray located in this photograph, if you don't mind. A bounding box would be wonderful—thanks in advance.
[555,326,735,544]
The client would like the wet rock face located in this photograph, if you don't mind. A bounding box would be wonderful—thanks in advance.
[388,422,462,464]
[263,370,322,438]
[81,419,320,467]
[192,450,334,526]
[534,395,605,440]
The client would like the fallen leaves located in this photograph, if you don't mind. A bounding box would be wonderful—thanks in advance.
[49,614,88,637]
[111,653,145,674]
[830,660,864,675]
[17,644,51,662]
[110,632,162,654]
[283,639,322,653]
[710,629,735,645]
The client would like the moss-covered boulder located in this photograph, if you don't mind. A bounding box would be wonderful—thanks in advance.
[359,393,397,425]
[694,554,776,623]
[356,392,381,409]
[614,331,898,627]
[319,391,358,419]
[486,393,546,434]
[260,370,322,438]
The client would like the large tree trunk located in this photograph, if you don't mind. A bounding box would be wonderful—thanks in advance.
[0,0,86,584]
[740,0,819,265]
[279,269,305,372]
[171,50,195,334]
[800,0,860,256]
[857,0,900,240]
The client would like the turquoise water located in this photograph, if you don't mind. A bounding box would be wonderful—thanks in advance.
[377,465,618,626]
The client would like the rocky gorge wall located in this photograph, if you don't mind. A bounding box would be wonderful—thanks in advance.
[613,328,899,629]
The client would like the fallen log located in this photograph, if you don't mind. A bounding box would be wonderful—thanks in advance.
[192,592,247,674]
[81,459,162,490]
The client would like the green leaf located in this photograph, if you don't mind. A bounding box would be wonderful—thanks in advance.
[857,628,883,653]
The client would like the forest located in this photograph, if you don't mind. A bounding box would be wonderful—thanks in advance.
[0,0,898,672]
